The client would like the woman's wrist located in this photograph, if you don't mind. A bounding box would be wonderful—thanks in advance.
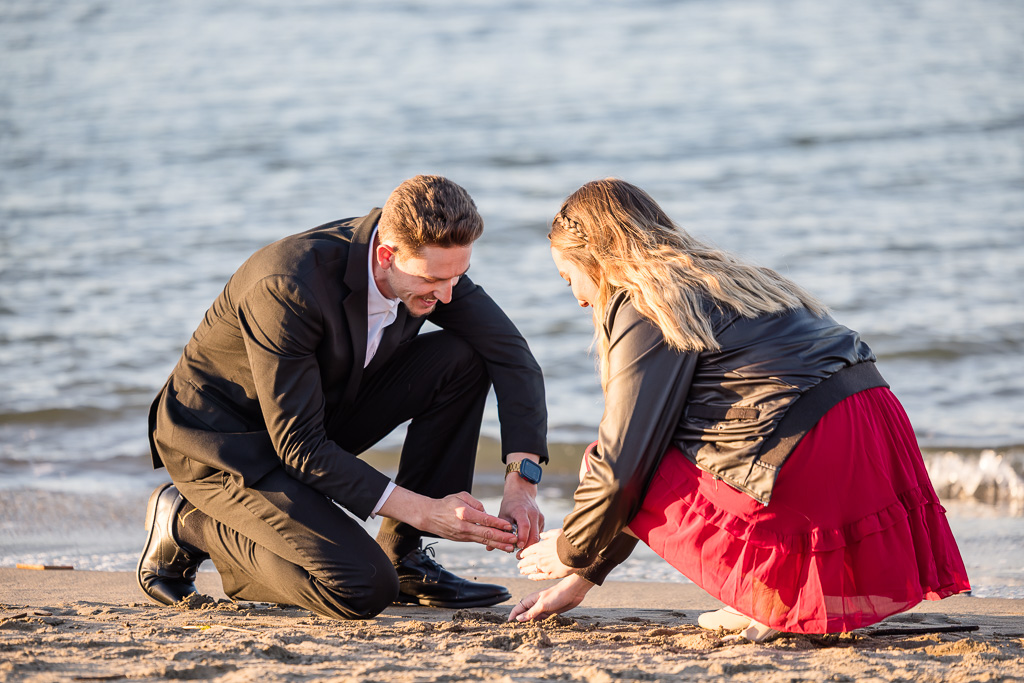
[566,572,596,591]
[560,573,597,606]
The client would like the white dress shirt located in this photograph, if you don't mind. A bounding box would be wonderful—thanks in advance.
[366,227,398,517]
[365,228,400,368]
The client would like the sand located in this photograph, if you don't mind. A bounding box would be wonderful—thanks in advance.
[1,568,1022,682]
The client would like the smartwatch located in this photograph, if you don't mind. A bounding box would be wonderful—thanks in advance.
[505,459,543,485]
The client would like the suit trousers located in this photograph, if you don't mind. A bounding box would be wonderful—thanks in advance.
[161,331,492,620]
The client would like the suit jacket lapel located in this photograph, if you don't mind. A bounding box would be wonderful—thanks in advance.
[340,209,382,406]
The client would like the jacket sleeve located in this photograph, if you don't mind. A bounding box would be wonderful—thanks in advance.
[237,274,392,519]
[576,533,640,585]
[557,293,697,568]
[427,275,549,462]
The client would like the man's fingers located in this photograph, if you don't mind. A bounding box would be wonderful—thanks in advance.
[464,524,517,551]
[504,505,540,548]
[484,534,517,551]
[454,491,486,512]
[442,493,519,550]
[460,505,514,531]
[512,515,531,548]
[517,508,544,547]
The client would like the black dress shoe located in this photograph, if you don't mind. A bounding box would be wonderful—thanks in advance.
[136,483,210,606]
[394,543,511,608]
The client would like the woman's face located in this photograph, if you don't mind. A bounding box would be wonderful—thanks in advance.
[551,246,598,309]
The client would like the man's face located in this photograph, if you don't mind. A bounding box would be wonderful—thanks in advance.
[376,242,472,317]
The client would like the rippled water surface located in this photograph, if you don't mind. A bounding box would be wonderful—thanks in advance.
[2,0,1023,593]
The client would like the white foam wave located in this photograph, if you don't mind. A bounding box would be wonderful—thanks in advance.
[925,449,1024,513]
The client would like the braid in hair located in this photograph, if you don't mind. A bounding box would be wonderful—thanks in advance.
[555,212,588,243]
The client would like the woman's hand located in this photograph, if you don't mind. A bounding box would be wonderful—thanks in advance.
[508,574,594,622]
[517,529,575,580]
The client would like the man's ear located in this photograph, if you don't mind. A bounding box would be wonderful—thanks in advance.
[376,243,396,270]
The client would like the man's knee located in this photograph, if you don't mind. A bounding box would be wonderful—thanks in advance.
[315,557,400,620]
[343,563,400,619]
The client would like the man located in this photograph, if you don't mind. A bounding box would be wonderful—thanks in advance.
[138,175,548,620]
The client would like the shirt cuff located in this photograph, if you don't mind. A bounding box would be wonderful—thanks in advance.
[370,481,397,519]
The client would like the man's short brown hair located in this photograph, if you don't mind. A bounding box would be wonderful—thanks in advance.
[378,175,484,255]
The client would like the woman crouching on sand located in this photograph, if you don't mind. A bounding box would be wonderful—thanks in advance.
[510,178,970,640]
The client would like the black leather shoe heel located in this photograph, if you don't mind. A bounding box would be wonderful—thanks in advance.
[394,543,511,609]
[136,483,210,606]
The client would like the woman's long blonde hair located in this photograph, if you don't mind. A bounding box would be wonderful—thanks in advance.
[549,179,828,380]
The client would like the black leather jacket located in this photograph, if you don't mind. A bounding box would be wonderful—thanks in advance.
[558,290,882,574]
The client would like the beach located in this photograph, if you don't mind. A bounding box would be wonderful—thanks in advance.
[2,1,1023,680]
[2,568,1022,682]
[3,0,1023,599]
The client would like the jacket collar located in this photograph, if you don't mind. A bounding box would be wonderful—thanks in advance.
[337,208,417,387]
[339,209,382,406]
[343,208,383,293]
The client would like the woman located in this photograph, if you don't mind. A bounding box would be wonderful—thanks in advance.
[510,179,969,639]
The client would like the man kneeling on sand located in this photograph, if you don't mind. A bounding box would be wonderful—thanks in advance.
[137,175,547,619]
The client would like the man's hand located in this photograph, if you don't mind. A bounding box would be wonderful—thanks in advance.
[378,488,518,552]
[508,574,594,622]
[498,452,544,551]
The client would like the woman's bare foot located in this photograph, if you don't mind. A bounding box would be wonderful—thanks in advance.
[698,606,782,642]
[697,606,753,630]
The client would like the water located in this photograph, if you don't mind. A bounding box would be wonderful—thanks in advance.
[2,0,1023,596]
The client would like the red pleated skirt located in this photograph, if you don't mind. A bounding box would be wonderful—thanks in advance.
[628,387,971,634]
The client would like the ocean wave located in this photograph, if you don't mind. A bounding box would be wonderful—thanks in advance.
[787,114,1024,149]
[0,406,129,427]
[924,449,1024,511]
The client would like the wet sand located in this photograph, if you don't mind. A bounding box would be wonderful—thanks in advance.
[1,568,1022,682]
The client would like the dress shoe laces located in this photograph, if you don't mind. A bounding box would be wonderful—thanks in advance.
[406,543,444,585]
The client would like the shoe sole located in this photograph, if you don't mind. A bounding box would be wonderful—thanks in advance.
[394,591,512,609]
[136,482,174,606]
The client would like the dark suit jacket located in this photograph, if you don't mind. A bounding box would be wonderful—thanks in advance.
[149,210,548,520]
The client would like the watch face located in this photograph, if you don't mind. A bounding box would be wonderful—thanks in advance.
[519,459,542,484]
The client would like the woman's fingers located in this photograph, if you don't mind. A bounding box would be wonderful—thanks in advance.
[508,592,539,621]
[516,527,566,577]
[514,592,563,621]
[517,555,540,574]
[516,599,548,622]
[510,577,591,622]
[521,606,550,621]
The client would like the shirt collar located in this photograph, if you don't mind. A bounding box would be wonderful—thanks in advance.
[367,226,399,313]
